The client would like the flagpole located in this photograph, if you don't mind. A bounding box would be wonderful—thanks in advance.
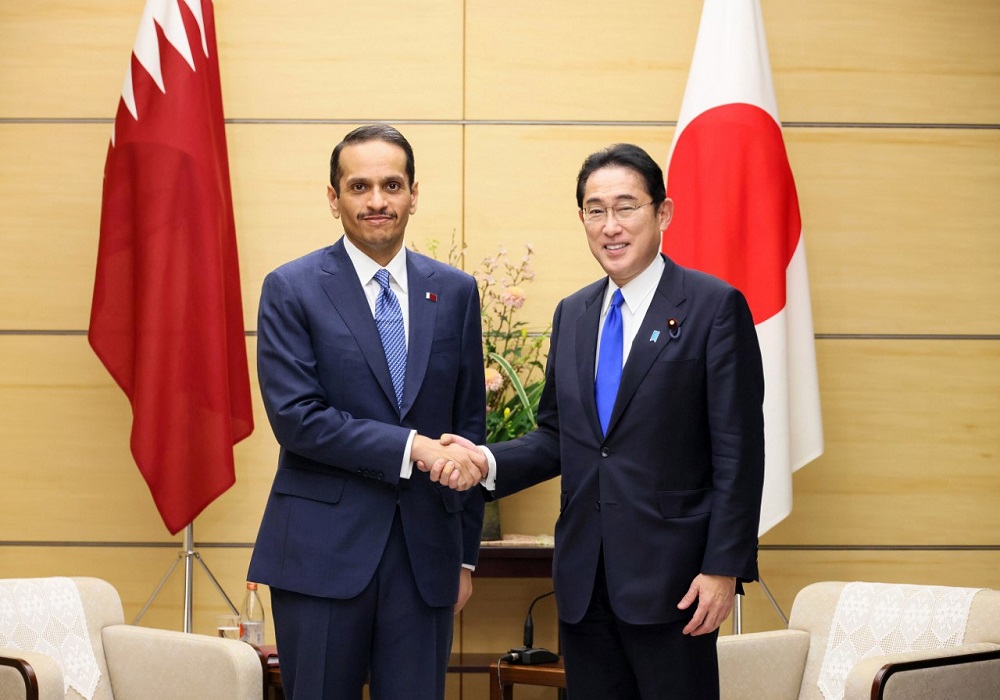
[132,523,238,631]
[732,577,788,634]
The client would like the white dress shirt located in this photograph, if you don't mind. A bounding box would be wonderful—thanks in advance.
[342,236,416,479]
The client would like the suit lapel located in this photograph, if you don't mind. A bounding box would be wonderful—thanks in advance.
[319,240,398,412]
[575,282,607,442]
[606,257,688,436]
[401,253,438,420]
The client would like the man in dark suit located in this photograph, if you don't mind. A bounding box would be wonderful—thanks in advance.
[248,124,488,700]
[432,143,765,699]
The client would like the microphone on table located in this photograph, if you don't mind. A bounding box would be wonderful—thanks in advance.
[500,590,559,665]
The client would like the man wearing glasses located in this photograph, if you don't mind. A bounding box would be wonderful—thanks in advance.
[431,143,765,699]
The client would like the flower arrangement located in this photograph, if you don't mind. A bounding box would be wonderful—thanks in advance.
[417,237,549,540]
[474,245,548,444]
[420,237,548,441]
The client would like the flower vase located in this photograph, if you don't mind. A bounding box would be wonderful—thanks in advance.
[481,499,502,541]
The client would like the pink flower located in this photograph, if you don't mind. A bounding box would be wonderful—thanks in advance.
[501,285,526,309]
[484,368,504,392]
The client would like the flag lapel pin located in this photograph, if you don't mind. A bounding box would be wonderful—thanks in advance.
[425,292,438,302]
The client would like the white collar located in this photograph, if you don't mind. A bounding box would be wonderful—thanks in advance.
[342,236,408,293]
[603,254,664,314]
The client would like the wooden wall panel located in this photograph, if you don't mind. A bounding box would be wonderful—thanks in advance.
[766,0,1000,124]
[464,1,700,122]
[214,0,463,120]
[461,675,554,700]
[0,1,464,120]
[464,0,1000,123]
[0,2,138,118]
[0,124,106,329]
[0,336,162,540]
[0,336,274,543]
[765,339,1000,546]
[459,578,559,654]
[792,129,1000,335]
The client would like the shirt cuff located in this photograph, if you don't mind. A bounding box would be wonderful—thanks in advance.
[481,445,497,491]
[400,429,417,479]
[462,563,475,571]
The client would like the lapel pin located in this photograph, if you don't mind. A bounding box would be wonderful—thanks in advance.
[425,292,438,302]
[649,330,660,343]
[667,318,681,339]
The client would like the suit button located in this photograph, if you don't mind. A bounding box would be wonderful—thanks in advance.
[600,447,610,457]
[595,500,601,511]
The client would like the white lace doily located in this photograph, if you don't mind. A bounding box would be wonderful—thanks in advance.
[0,577,101,700]
[817,582,982,700]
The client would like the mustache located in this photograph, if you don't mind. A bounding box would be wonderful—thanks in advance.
[359,210,396,221]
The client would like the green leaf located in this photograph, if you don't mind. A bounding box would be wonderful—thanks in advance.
[488,351,536,429]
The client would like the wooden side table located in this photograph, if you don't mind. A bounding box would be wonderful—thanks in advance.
[489,658,565,700]
[475,544,553,578]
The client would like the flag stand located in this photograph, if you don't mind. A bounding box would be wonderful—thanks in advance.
[132,524,238,632]
[732,576,788,634]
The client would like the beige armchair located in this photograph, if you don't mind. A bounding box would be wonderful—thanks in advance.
[718,581,1000,700]
[0,577,263,700]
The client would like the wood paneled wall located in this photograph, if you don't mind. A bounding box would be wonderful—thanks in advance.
[2,2,998,698]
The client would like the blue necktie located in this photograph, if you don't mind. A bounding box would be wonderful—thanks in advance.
[374,269,406,410]
[595,289,624,435]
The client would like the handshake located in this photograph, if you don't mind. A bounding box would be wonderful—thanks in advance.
[412,433,486,491]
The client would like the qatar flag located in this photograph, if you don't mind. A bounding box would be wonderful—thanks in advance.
[89,0,253,534]
[663,0,823,534]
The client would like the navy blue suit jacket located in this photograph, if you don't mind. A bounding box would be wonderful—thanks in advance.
[248,239,485,608]
[490,255,764,625]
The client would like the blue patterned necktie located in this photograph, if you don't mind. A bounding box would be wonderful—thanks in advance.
[595,289,624,436]
[374,269,406,410]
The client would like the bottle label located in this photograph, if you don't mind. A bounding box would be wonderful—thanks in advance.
[239,621,265,646]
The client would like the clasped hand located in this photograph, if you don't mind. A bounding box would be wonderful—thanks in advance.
[412,434,486,491]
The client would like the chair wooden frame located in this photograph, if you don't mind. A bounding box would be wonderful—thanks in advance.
[0,655,40,700]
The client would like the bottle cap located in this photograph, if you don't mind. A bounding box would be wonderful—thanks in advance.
[247,581,258,590]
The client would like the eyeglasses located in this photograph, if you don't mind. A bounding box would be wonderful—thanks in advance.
[581,201,653,224]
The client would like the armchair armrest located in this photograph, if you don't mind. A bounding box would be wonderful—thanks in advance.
[844,643,1000,700]
[102,625,263,700]
[717,629,810,700]
[0,646,66,700]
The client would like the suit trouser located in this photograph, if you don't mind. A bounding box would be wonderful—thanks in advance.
[270,509,453,700]
[559,553,720,700]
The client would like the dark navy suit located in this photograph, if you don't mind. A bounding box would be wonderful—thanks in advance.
[490,254,764,697]
[248,238,485,698]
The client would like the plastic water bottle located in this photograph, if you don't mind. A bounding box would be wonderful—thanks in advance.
[239,581,265,646]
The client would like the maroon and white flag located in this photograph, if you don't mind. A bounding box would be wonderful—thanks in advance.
[89,0,253,534]
[663,0,823,534]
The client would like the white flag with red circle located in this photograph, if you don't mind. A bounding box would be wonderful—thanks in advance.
[663,0,823,535]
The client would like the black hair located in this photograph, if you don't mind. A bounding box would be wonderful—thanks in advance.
[575,143,666,209]
[329,124,415,194]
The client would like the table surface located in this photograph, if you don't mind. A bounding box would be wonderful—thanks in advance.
[489,658,566,700]
[475,544,554,578]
